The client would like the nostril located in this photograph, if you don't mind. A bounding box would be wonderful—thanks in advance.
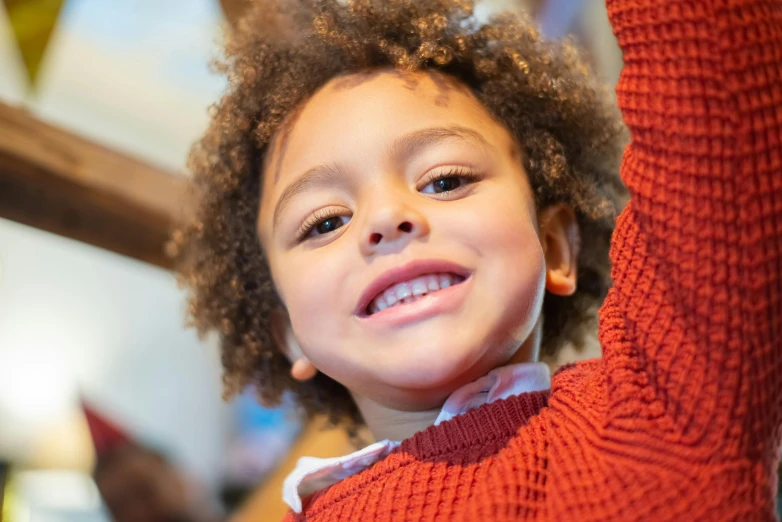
[398,221,413,233]
[369,232,383,245]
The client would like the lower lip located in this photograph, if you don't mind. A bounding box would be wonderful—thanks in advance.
[357,276,472,328]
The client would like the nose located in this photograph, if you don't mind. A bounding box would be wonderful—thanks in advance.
[360,199,429,256]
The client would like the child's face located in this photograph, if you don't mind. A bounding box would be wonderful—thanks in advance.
[259,71,548,411]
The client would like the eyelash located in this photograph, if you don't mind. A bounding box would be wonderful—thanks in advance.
[295,166,482,242]
[416,166,482,194]
[296,207,348,242]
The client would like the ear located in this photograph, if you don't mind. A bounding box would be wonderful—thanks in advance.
[270,309,317,381]
[538,204,580,296]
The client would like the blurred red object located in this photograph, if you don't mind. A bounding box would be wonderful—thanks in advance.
[81,401,133,458]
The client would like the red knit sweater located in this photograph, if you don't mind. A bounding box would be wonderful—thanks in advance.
[284,0,782,520]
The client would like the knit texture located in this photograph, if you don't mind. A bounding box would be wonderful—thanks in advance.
[284,0,782,519]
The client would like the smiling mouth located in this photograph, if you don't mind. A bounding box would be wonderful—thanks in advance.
[366,273,467,315]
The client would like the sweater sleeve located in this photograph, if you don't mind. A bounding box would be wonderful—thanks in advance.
[600,0,782,458]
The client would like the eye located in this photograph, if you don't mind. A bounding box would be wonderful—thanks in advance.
[314,216,347,235]
[297,209,351,241]
[419,167,481,195]
[425,176,463,194]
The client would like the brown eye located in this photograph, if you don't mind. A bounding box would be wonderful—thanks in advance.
[420,170,478,195]
[432,176,462,193]
[314,216,346,235]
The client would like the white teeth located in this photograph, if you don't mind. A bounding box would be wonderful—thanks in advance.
[439,274,452,288]
[395,283,412,301]
[411,277,428,296]
[383,290,398,307]
[367,272,465,315]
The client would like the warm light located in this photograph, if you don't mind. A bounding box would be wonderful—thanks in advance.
[0,339,76,462]
[0,346,72,426]
[26,411,95,472]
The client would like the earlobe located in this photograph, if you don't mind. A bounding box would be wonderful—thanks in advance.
[291,359,318,381]
[270,308,318,381]
[538,204,580,297]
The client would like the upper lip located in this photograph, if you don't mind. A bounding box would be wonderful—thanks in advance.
[355,259,471,316]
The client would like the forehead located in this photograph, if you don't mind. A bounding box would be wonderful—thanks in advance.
[260,70,513,211]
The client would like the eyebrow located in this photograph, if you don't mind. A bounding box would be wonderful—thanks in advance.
[273,162,345,229]
[271,125,491,231]
[389,125,492,162]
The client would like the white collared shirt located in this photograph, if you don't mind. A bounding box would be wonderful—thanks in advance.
[283,362,551,513]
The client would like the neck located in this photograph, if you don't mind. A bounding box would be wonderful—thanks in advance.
[350,320,543,443]
[352,394,441,441]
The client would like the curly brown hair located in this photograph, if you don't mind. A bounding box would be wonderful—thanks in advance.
[172,0,627,431]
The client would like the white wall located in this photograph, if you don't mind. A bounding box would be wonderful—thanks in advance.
[0,0,233,515]
[0,219,229,483]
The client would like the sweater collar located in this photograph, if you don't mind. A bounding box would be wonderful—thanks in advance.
[283,362,551,513]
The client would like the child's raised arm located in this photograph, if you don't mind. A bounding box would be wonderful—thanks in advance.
[600,0,781,469]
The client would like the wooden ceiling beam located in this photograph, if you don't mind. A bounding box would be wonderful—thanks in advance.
[0,102,188,269]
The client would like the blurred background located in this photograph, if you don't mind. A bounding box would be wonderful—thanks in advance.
[0,1,666,521]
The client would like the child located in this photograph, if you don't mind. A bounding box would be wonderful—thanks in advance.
[174,0,782,519]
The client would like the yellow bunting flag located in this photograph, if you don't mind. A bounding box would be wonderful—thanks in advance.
[2,0,66,90]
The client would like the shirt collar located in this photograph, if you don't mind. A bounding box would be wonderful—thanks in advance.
[283,362,551,513]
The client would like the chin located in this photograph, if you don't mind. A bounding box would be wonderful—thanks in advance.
[375,335,494,392]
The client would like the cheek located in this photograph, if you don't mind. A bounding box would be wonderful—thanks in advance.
[481,208,537,252]
[452,188,546,312]
[276,246,353,358]
[482,211,544,297]
[454,184,541,265]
